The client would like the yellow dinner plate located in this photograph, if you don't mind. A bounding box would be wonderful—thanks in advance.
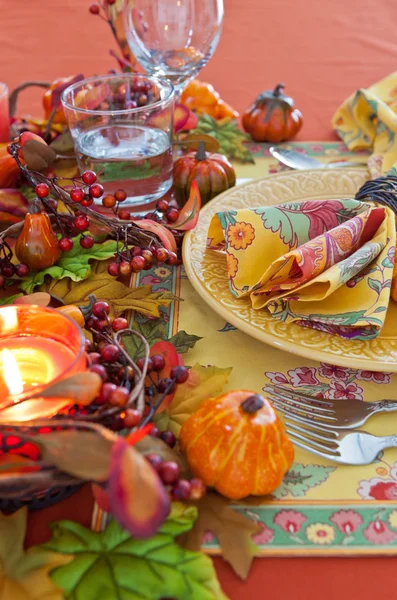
[183,167,397,372]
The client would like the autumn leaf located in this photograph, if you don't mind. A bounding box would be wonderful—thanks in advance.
[155,363,233,437]
[178,493,261,580]
[20,238,118,294]
[13,292,51,306]
[33,429,115,482]
[192,114,254,163]
[181,133,220,152]
[43,273,177,318]
[168,329,202,353]
[0,508,71,600]
[30,371,102,404]
[166,179,201,231]
[44,503,228,600]
[107,438,170,538]
[21,140,57,170]
[0,189,28,225]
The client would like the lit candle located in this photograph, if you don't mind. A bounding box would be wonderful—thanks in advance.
[0,83,9,143]
[0,305,86,421]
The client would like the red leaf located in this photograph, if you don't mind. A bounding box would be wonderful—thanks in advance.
[0,189,28,224]
[174,104,198,133]
[182,109,199,131]
[149,341,180,412]
[107,438,170,538]
[174,104,190,132]
[51,74,84,109]
[166,180,201,231]
[133,219,177,252]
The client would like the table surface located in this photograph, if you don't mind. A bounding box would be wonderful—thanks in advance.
[4,1,397,596]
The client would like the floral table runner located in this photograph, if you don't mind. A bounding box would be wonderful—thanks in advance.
[93,141,397,555]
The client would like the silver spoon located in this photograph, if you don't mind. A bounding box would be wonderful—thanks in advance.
[269,146,367,170]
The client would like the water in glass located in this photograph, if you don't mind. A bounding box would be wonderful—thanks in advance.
[75,124,173,205]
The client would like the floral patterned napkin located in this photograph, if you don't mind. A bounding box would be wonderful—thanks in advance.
[332,71,397,177]
[207,199,396,339]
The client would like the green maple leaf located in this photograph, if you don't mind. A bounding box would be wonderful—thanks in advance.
[192,114,254,163]
[272,463,336,498]
[44,503,228,600]
[19,237,118,294]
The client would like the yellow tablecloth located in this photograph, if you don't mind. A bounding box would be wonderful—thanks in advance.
[179,143,397,554]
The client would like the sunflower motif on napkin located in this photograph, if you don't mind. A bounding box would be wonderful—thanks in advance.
[207,199,396,340]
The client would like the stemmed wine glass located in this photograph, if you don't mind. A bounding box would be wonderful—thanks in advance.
[122,0,224,96]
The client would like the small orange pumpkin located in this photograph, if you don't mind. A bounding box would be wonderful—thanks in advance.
[15,206,60,270]
[242,83,303,143]
[180,390,294,500]
[173,141,236,206]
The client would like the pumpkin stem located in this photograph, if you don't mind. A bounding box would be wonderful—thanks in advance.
[195,141,207,161]
[241,394,265,414]
[273,83,285,97]
[79,294,97,317]
[28,198,44,214]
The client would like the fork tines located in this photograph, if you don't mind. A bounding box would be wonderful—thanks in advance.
[263,383,338,425]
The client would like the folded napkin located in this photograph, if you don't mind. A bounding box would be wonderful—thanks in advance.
[332,72,397,178]
[207,199,396,339]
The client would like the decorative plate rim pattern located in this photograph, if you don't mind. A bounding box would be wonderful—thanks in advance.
[183,167,397,372]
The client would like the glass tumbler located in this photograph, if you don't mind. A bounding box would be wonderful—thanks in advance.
[61,73,174,207]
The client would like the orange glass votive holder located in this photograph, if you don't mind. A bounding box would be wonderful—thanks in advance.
[0,305,87,421]
[0,83,9,143]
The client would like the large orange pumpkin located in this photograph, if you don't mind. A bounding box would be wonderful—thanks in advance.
[179,390,294,500]
[242,83,303,143]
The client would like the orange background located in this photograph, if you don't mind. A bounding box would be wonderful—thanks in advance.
[2,0,397,140]
[3,0,397,598]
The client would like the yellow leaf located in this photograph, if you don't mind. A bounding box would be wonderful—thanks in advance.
[0,508,71,600]
[155,363,232,437]
[42,273,176,318]
[52,158,79,179]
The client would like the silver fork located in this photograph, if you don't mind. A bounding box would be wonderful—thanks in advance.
[264,383,397,429]
[282,417,397,464]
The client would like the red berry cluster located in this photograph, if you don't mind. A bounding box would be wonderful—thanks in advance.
[144,198,181,226]
[107,243,177,277]
[84,300,189,431]
[145,453,206,501]
[34,177,97,252]
[0,237,29,287]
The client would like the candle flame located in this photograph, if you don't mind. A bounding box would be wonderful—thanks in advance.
[1,307,18,334]
[2,349,23,396]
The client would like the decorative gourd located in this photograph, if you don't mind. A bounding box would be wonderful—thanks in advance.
[180,390,294,500]
[15,204,60,270]
[57,304,85,327]
[181,80,239,120]
[173,141,236,205]
[242,83,303,143]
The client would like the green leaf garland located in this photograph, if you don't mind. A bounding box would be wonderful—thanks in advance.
[19,237,118,294]
[44,503,228,600]
[192,114,254,163]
